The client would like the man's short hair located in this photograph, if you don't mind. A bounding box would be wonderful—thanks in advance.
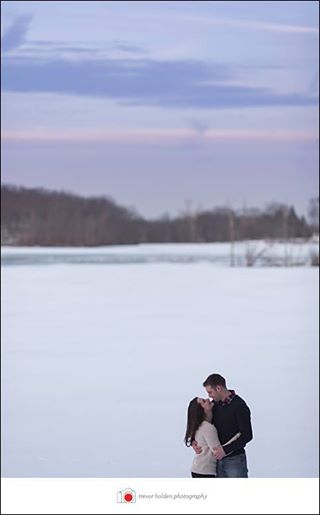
[203,374,227,389]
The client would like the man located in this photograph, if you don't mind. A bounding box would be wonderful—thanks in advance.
[192,373,253,477]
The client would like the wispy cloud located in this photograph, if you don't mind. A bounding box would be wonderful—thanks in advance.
[12,39,147,59]
[2,128,318,144]
[2,55,317,109]
[170,13,319,35]
[1,14,33,52]
[185,118,209,135]
[309,72,319,96]
[112,40,147,54]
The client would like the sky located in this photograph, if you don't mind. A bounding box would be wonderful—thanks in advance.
[1,0,319,218]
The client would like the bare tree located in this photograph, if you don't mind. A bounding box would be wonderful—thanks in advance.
[227,206,235,267]
[308,197,319,232]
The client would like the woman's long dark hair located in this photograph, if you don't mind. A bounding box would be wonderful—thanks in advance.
[184,397,206,447]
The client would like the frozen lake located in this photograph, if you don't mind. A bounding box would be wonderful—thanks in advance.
[1,244,319,477]
[2,239,318,266]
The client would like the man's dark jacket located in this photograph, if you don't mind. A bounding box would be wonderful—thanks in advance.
[212,391,253,457]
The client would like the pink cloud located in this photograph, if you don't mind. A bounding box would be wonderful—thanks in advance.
[1,128,318,144]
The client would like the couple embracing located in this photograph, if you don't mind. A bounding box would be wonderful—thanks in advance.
[184,373,253,478]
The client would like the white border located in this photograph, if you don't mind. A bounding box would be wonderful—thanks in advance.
[1,478,319,514]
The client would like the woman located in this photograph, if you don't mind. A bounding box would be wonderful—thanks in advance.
[184,397,240,478]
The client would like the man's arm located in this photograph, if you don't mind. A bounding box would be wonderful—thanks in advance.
[222,403,253,456]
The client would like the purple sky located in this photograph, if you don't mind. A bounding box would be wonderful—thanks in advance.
[1,1,319,217]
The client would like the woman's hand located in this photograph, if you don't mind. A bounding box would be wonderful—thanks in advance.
[212,445,226,460]
[191,440,202,454]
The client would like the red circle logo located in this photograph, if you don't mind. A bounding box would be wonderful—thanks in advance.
[124,493,133,502]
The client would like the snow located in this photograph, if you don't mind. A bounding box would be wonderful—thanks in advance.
[1,239,318,266]
[1,244,319,478]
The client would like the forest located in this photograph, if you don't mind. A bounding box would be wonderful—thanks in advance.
[1,184,318,246]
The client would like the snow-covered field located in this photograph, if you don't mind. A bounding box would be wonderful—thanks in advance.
[1,243,319,478]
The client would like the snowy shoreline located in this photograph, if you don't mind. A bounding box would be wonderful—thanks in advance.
[1,239,318,266]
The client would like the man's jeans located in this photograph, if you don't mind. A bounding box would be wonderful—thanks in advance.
[216,452,248,478]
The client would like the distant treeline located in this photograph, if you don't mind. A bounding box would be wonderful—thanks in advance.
[1,184,318,246]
